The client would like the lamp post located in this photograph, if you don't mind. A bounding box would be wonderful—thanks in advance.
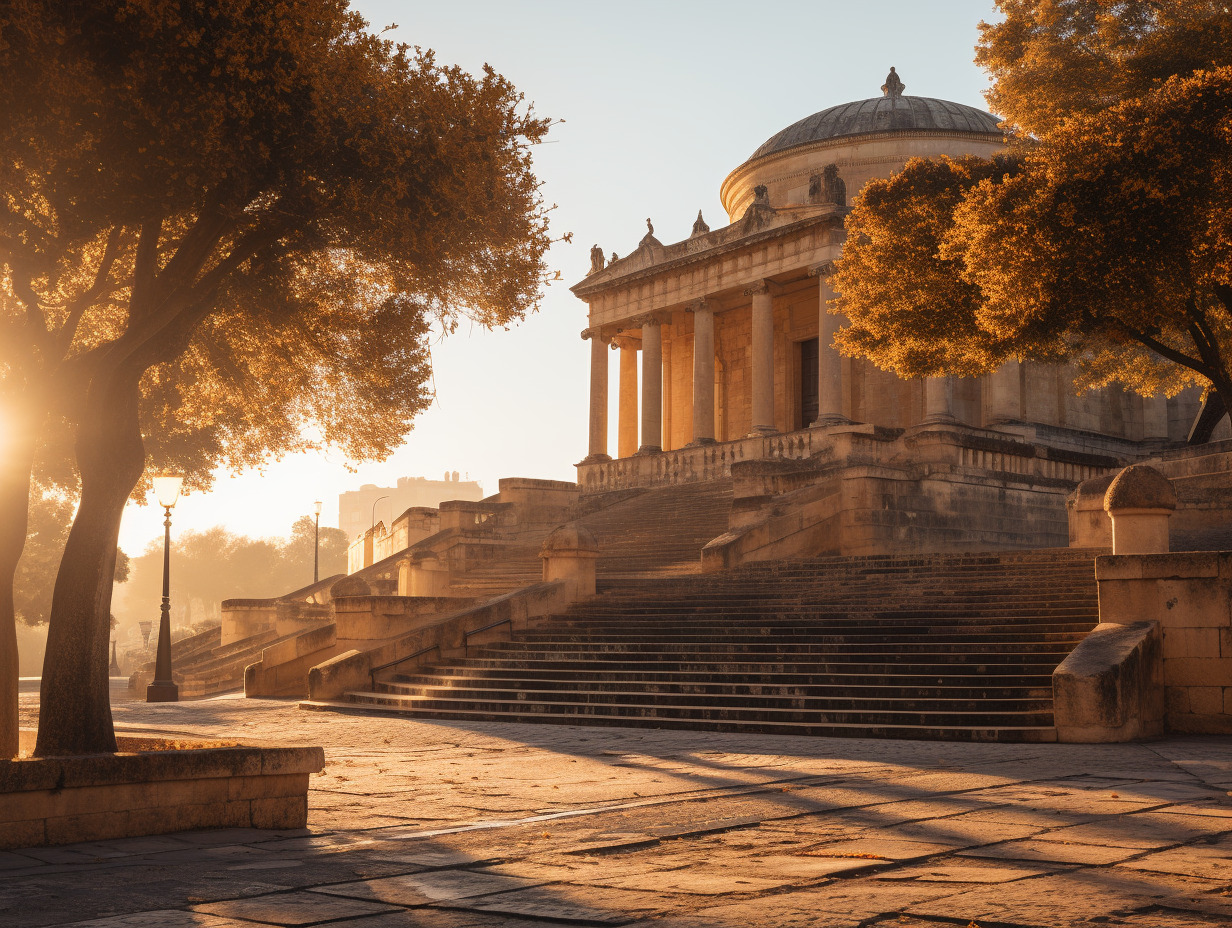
[313,500,323,584]
[371,495,389,530]
[146,473,183,703]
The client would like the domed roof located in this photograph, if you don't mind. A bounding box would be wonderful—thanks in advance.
[749,95,1002,162]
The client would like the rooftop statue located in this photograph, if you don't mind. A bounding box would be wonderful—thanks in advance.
[639,217,662,248]
[882,66,905,100]
[589,243,605,275]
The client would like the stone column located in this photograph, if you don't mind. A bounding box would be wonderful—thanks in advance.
[689,300,716,444]
[638,315,663,454]
[811,261,847,426]
[582,330,610,462]
[1104,464,1176,555]
[985,360,1021,425]
[747,281,777,436]
[922,376,956,424]
[614,336,640,457]
[1143,393,1169,440]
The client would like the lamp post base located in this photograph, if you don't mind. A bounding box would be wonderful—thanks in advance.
[146,681,180,703]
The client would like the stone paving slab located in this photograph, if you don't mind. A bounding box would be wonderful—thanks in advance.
[10,692,1232,927]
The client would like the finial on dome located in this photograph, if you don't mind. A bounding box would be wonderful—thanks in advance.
[882,66,905,100]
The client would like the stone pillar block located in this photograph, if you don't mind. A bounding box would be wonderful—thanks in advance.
[985,360,1021,424]
[812,264,847,425]
[639,319,663,454]
[1143,394,1169,441]
[583,333,610,463]
[539,523,599,601]
[1104,464,1177,555]
[616,337,640,457]
[747,282,776,436]
[690,302,716,444]
[1067,473,1115,548]
[403,556,451,597]
[921,376,956,425]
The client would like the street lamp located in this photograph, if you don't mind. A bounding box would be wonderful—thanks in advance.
[146,473,183,703]
[313,500,323,584]
[371,495,389,531]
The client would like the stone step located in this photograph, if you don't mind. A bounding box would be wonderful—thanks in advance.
[303,698,1059,742]
[443,656,1066,676]
[386,674,1056,700]
[473,640,1083,657]
[397,667,1056,690]
[372,682,1053,714]
[317,696,1058,742]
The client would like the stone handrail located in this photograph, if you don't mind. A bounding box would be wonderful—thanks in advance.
[307,581,572,701]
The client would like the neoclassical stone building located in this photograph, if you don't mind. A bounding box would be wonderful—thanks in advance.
[571,73,1200,555]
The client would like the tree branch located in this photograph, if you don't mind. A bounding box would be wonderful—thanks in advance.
[1111,318,1214,379]
[9,266,55,361]
[57,226,126,355]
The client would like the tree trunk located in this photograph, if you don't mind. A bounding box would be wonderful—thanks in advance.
[35,374,144,757]
[0,413,37,758]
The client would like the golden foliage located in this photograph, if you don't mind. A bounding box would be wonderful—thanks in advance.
[0,0,556,489]
[835,1,1232,409]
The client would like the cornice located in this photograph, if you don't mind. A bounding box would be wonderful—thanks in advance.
[571,212,842,301]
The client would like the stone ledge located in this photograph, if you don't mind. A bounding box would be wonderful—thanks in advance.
[1,730,324,849]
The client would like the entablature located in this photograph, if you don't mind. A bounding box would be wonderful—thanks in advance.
[575,214,843,331]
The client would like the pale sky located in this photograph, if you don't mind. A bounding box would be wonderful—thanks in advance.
[117,0,1001,557]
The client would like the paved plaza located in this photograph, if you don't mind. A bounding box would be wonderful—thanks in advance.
[11,685,1232,928]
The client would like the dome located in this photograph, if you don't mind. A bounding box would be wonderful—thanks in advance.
[748,95,1002,163]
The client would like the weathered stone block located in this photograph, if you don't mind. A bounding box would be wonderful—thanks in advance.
[1188,686,1224,716]
[1164,657,1232,687]
[251,795,309,829]
[1162,626,1222,659]
[1053,621,1163,743]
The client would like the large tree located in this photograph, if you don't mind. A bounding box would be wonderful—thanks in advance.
[0,1,555,756]
[834,2,1232,437]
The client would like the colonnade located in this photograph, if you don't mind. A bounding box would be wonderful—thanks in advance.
[582,268,1034,462]
[583,266,852,461]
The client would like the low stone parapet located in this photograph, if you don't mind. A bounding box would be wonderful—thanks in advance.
[307,581,570,702]
[2,731,323,849]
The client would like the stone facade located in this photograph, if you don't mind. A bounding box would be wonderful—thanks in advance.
[571,77,1199,556]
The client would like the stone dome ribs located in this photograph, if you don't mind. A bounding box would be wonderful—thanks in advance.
[329,548,1099,743]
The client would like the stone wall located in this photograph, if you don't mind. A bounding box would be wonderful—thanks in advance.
[3,733,323,849]
[1096,552,1232,734]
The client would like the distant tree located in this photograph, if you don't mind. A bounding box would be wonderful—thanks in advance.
[282,516,349,586]
[0,1,556,756]
[834,2,1232,440]
[122,518,348,624]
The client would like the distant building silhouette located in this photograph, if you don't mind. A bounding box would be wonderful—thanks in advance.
[338,473,483,540]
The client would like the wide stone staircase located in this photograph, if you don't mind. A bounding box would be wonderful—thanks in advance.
[324,549,1099,742]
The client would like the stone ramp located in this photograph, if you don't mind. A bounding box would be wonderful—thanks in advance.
[327,548,1099,742]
